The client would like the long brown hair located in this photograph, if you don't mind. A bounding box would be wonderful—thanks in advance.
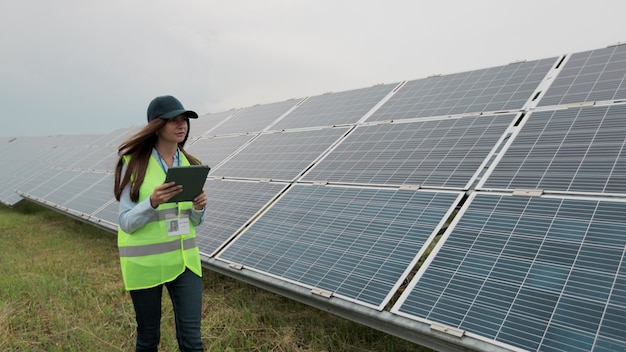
[114,118,200,202]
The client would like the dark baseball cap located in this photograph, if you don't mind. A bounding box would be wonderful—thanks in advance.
[147,95,199,122]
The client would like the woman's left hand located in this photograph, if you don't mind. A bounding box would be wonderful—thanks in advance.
[193,190,207,211]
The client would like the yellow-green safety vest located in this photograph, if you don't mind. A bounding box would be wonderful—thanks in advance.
[117,154,202,291]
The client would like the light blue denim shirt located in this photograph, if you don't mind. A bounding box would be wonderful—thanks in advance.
[118,148,205,233]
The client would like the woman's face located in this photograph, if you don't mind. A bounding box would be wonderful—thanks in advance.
[158,115,188,143]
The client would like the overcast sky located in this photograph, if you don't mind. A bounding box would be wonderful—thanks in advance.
[1,0,625,137]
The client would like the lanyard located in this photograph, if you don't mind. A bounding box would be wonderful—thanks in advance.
[157,149,181,215]
[156,149,180,173]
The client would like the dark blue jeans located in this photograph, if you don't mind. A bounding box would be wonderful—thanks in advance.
[129,269,204,352]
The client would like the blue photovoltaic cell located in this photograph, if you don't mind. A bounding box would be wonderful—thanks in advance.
[303,115,515,188]
[481,105,626,194]
[196,179,288,257]
[270,84,398,130]
[212,128,349,181]
[366,58,556,122]
[538,44,626,106]
[392,193,626,352]
[217,184,462,309]
[209,99,301,135]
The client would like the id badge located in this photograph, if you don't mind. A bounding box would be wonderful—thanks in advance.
[166,214,190,236]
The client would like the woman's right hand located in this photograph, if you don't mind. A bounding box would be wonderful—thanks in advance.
[149,182,183,208]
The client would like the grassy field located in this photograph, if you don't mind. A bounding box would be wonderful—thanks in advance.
[0,201,431,352]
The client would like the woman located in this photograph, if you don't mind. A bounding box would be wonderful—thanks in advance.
[113,95,207,352]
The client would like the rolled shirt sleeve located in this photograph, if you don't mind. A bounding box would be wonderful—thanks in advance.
[118,185,157,233]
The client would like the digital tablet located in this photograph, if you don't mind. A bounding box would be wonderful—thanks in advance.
[164,165,210,203]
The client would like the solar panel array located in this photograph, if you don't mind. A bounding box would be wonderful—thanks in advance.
[2,43,625,352]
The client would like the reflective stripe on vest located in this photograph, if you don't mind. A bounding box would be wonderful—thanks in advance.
[148,208,192,223]
[119,237,197,257]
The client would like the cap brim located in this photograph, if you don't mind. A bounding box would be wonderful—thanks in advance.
[161,110,199,119]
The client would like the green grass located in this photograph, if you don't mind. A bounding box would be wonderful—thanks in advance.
[0,202,431,352]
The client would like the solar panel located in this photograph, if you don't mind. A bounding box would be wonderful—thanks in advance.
[186,134,257,169]
[392,193,626,352]
[0,183,23,206]
[538,44,626,106]
[43,171,108,208]
[303,114,515,189]
[63,173,114,215]
[0,134,100,206]
[196,179,288,256]
[209,99,301,135]
[41,147,82,170]
[15,169,76,200]
[91,200,120,227]
[217,184,462,309]
[480,104,626,195]
[211,127,349,181]
[366,58,556,122]
[69,145,118,170]
[89,150,119,172]
[94,127,141,147]
[191,109,241,137]
[270,84,398,130]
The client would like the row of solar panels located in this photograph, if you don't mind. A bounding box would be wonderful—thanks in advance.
[1,43,625,352]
